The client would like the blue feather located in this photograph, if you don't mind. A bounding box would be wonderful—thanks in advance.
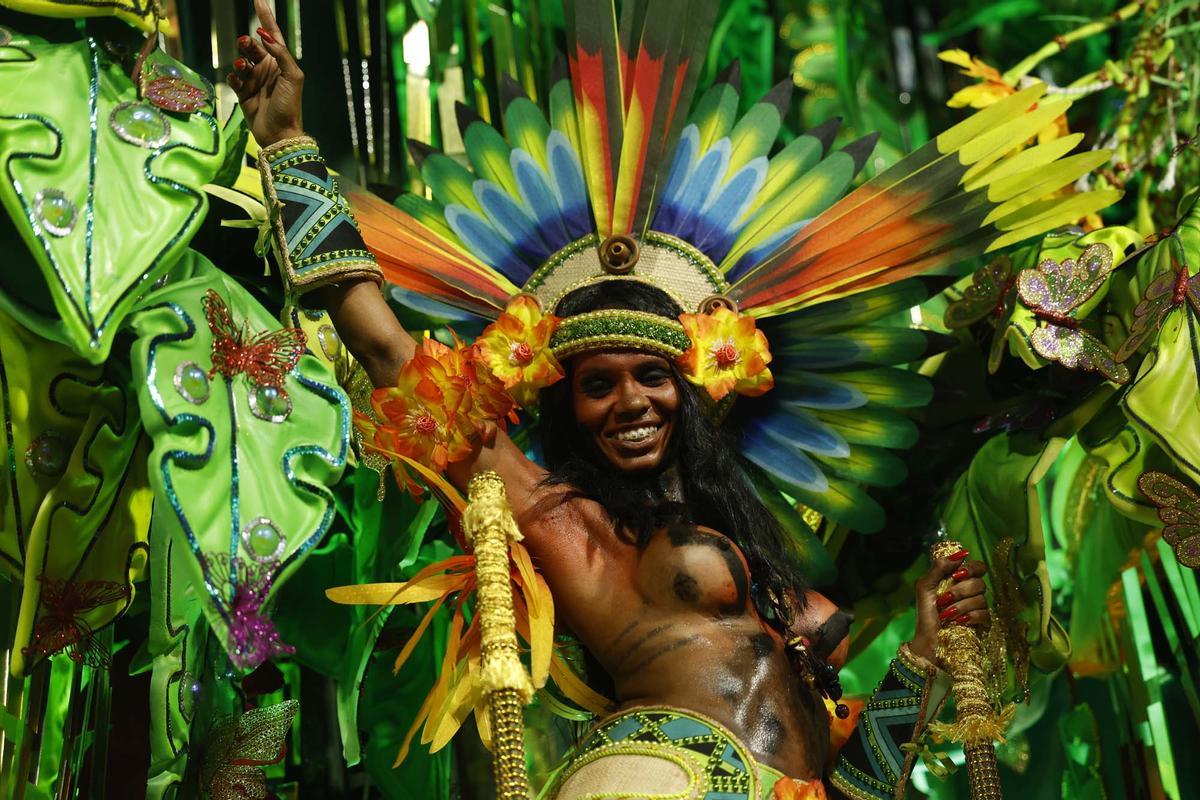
[653,124,700,233]
[672,138,731,240]
[546,131,591,238]
[774,372,867,410]
[742,422,829,493]
[511,149,571,252]
[756,405,851,458]
[693,156,767,257]
[473,180,551,262]
[444,204,533,283]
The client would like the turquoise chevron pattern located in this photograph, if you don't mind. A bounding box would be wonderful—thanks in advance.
[830,651,932,799]
[261,138,379,293]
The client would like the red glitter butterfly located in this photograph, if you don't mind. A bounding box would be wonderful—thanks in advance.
[203,290,306,393]
[21,577,130,669]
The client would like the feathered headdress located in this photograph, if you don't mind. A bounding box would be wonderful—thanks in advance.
[346,0,1118,540]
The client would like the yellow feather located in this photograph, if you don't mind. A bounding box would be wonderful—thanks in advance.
[936,83,1046,153]
[987,189,1122,250]
[983,151,1113,222]
[962,133,1083,189]
[956,98,1071,168]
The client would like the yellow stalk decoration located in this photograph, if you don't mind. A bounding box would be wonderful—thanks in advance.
[927,539,1014,800]
[463,471,533,799]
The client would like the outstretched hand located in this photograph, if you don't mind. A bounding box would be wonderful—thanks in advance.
[909,548,990,663]
[227,0,304,147]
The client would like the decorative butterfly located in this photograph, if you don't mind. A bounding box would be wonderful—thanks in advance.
[21,577,130,669]
[201,699,299,800]
[202,290,306,393]
[199,552,295,671]
[944,255,1017,373]
[1137,470,1200,568]
[1116,246,1200,361]
[1016,243,1130,384]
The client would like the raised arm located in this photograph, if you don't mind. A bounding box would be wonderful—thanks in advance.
[227,1,554,516]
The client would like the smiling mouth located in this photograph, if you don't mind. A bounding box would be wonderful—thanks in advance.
[608,424,661,443]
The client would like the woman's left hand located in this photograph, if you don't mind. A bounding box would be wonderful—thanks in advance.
[908,549,989,663]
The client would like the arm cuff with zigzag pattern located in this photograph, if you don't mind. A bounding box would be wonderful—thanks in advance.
[258,136,382,298]
[828,645,937,800]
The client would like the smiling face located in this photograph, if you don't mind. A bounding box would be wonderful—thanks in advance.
[571,350,680,474]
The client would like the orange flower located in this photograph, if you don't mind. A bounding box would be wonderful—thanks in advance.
[476,295,564,407]
[369,353,471,473]
[773,776,829,800]
[423,335,517,429]
[677,307,774,402]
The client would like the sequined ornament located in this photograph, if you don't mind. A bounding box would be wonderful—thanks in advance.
[1117,245,1200,361]
[144,76,209,113]
[203,290,306,400]
[24,430,69,477]
[247,385,292,423]
[0,26,12,47]
[1016,243,1129,384]
[240,517,286,563]
[201,700,299,800]
[33,188,77,237]
[173,361,210,404]
[202,554,295,671]
[21,577,129,668]
[109,101,171,148]
[1138,471,1200,568]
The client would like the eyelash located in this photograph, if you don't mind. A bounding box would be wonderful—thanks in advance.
[582,371,669,396]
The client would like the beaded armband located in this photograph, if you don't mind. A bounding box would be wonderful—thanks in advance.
[829,644,937,800]
[258,136,382,297]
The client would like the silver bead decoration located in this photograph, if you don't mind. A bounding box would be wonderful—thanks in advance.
[317,325,342,360]
[173,361,210,405]
[109,102,171,148]
[25,430,68,477]
[152,62,185,79]
[178,670,200,720]
[241,517,286,563]
[33,189,77,237]
[248,385,292,423]
[0,27,13,47]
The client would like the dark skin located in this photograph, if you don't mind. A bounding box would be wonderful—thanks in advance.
[230,4,991,779]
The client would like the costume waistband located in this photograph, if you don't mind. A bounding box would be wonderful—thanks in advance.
[551,706,828,799]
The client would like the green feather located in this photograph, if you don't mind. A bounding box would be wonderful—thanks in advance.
[745,466,836,585]
[823,367,933,409]
[689,80,740,153]
[396,195,461,245]
[745,133,827,218]
[813,444,907,487]
[812,406,918,449]
[726,100,782,178]
[421,153,484,214]
[788,476,885,534]
[505,96,552,170]
[771,279,934,333]
[775,326,940,367]
[549,79,582,159]
[463,121,519,198]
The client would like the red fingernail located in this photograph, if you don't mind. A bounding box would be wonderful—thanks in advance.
[956,613,971,624]
[257,27,276,44]
[939,606,958,621]
[953,568,970,581]
[237,35,250,47]
[949,550,969,562]
[234,58,248,70]
[936,592,954,607]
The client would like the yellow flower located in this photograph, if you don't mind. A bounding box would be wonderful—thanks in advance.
[475,295,564,407]
[938,50,1069,144]
[677,307,774,402]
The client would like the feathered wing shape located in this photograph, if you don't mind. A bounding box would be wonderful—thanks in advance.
[728,84,1121,316]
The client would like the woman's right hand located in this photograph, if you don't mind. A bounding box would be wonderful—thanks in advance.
[227,0,305,147]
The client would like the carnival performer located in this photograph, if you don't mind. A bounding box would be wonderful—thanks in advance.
[231,0,1116,795]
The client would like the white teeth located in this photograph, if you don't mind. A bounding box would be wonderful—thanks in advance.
[612,426,658,442]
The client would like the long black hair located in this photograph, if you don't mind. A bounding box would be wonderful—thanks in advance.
[538,281,808,628]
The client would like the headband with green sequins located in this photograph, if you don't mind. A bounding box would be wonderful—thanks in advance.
[549,309,692,360]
